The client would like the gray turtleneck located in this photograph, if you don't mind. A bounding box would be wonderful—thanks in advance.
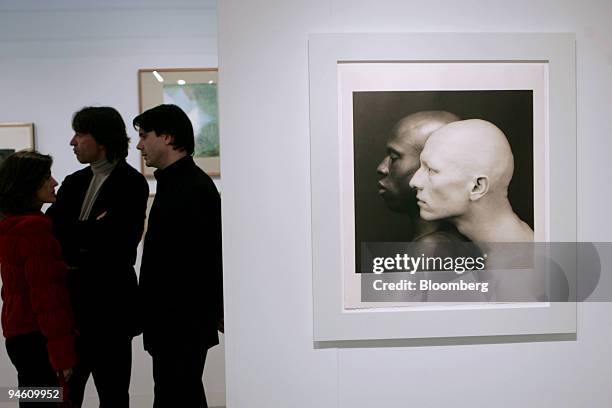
[79,158,117,221]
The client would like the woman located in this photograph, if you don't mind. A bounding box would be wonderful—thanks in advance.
[0,151,76,406]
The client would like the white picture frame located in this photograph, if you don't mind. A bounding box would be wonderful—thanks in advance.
[0,123,35,164]
[309,33,576,342]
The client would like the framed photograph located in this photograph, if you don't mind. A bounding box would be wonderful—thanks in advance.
[344,64,546,308]
[309,33,576,342]
[138,68,219,177]
[0,123,35,165]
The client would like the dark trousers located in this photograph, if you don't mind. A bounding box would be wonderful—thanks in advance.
[68,333,132,408]
[6,331,59,408]
[151,345,208,408]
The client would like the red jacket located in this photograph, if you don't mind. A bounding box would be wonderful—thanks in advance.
[0,212,76,370]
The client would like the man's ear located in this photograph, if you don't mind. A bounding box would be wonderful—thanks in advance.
[160,133,175,145]
[469,175,489,201]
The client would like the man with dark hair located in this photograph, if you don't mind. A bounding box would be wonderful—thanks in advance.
[134,104,223,408]
[47,106,149,407]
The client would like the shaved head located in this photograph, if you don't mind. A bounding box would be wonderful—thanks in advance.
[410,119,515,221]
[391,111,461,152]
[410,119,534,243]
[426,119,514,194]
[377,111,460,213]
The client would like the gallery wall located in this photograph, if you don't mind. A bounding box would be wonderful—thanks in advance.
[219,0,612,407]
[0,1,225,407]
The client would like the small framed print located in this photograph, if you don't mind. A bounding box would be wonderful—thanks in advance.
[138,68,219,177]
[0,123,35,165]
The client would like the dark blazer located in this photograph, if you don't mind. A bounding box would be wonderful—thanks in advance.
[47,160,149,337]
[140,156,222,352]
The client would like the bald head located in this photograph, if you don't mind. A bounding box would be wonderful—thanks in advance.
[409,119,515,222]
[427,119,514,193]
[377,111,459,213]
[390,111,461,152]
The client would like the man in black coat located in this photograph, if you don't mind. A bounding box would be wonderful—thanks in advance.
[133,104,223,408]
[47,106,149,407]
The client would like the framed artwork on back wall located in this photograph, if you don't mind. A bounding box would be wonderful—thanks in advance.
[138,68,219,177]
[0,123,35,165]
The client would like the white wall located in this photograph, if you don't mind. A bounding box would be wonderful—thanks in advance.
[0,1,225,407]
[219,1,612,407]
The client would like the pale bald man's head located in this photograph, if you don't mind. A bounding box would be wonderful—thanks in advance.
[377,111,460,213]
[409,119,514,221]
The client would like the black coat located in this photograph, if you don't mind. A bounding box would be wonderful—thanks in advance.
[47,160,149,337]
[140,156,223,352]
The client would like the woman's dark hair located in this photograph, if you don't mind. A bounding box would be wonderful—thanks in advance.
[72,106,129,162]
[133,104,195,155]
[0,150,53,214]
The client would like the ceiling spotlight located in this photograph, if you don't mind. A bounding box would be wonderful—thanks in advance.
[177,79,186,85]
[152,71,164,83]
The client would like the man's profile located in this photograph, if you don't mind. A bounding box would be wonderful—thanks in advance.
[409,119,540,301]
[134,104,223,408]
[47,106,148,406]
[409,118,533,242]
[376,110,465,242]
[375,111,480,299]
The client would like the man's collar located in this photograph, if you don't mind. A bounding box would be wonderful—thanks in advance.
[90,157,117,175]
[153,155,194,181]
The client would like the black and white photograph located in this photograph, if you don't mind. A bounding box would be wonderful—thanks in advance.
[337,61,548,307]
[353,90,535,272]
